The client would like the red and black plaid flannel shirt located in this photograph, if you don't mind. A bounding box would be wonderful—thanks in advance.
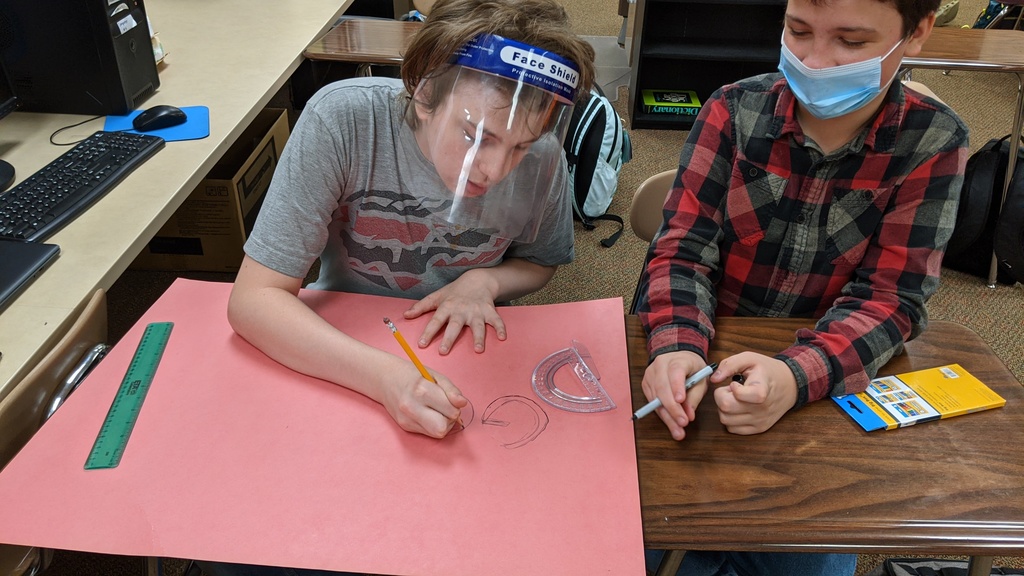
[638,74,969,408]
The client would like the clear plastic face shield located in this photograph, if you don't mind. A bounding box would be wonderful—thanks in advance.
[405,34,579,242]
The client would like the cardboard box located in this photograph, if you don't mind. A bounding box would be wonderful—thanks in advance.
[131,108,289,272]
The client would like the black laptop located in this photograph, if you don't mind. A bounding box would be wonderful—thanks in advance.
[0,238,60,311]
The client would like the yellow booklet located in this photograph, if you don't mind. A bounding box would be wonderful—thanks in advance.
[834,364,1006,431]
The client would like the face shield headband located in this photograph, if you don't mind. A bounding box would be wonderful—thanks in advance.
[404,34,580,243]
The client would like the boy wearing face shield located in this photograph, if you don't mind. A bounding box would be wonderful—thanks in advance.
[638,0,968,574]
[226,0,595,441]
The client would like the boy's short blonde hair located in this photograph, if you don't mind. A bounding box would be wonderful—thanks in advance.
[401,0,596,104]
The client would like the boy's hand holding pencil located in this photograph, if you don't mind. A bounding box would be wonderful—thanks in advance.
[384,318,467,436]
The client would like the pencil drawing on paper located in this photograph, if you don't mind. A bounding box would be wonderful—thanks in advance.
[480,395,549,449]
[448,399,475,434]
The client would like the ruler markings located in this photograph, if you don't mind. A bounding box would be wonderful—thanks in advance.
[84,321,173,470]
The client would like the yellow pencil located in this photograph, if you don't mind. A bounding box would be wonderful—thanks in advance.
[383,317,464,429]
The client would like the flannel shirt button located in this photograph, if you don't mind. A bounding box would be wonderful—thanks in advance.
[796,213,806,224]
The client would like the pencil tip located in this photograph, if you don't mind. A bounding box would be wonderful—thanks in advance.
[631,414,638,422]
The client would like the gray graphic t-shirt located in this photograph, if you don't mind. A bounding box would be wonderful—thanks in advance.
[244,77,574,300]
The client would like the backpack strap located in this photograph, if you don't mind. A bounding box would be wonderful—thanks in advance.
[589,213,625,247]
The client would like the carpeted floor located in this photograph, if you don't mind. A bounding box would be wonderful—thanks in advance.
[37,0,1024,574]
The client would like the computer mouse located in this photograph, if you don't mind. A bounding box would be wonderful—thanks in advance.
[132,105,188,132]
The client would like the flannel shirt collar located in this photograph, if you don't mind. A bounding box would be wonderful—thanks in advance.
[769,77,907,155]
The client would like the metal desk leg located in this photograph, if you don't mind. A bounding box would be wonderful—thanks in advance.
[967,555,994,576]
[987,71,1024,287]
[655,550,685,576]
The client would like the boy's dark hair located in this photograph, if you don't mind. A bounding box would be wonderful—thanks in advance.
[401,0,596,104]
[809,0,940,37]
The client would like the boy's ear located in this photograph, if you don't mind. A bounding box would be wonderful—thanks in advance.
[902,12,936,57]
[411,82,436,123]
[413,98,431,123]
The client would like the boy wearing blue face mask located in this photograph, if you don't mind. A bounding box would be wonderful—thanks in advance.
[636,0,968,573]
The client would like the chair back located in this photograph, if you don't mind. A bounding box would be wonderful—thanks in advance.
[0,288,107,576]
[629,169,676,243]
[627,169,676,313]
[901,80,948,105]
[0,288,108,468]
[0,548,51,576]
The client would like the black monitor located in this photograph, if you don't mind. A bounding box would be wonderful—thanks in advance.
[0,60,16,192]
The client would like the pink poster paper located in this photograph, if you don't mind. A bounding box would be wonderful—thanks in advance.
[0,279,645,576]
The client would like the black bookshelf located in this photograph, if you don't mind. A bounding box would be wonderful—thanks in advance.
[628,0,787,130]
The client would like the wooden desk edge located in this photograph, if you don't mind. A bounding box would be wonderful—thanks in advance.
[303,19,422,63]
[905,26,1024,71]
[902,58,1024,73]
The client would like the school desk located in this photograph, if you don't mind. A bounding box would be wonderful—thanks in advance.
[303,18,423,66]
[627,316,1024,576]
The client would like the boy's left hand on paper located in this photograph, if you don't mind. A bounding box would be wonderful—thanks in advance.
[404,271,507,355]
[710,352,798,435]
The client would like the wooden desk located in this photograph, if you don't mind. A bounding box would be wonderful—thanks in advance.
[0,0,350,404]
[626,316,1024,576]
[903,27,1024,287]
[304,18,423,65]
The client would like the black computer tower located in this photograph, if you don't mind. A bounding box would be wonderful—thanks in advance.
[0,0,159,116]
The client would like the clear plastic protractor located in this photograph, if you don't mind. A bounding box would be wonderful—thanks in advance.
[531,340,616,413]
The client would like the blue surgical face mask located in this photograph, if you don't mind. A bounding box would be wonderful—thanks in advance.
[778,33,905,119]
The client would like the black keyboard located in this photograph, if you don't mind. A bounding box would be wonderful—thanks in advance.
[0,131,165,241]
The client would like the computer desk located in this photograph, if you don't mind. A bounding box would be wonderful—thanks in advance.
[627,316,1024,576]
[0,0,351,405]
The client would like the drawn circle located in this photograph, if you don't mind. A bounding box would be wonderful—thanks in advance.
[446,399,475,436]
[480,395,549,449]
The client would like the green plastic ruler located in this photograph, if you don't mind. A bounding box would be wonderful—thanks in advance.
[85,321,173,470]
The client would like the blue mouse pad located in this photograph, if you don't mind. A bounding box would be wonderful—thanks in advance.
[103,105,210,141]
